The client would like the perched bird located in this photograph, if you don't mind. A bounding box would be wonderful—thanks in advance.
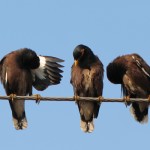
[70,44,103,133]
[107,53,150,123]
[0,48,64,130]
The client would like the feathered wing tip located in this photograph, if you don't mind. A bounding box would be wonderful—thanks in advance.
[44,56,64,85]
[80,120,94,133]
[130,102,148,123]
[32,55,64,91]
[44,56,64,63]
[13,116,28,130]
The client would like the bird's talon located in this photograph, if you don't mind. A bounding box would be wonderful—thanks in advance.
[9,94,17,101]
[74,95,80,103]
[34,94,41,104]
[98,96,104,103]
[124,96,130,107]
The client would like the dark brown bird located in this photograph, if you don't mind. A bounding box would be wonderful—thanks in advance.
[0,48,64,130]
[107,53,150,123]
[70,44,103,133]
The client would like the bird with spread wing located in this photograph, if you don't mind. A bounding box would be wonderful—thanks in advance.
[0,48,64,130]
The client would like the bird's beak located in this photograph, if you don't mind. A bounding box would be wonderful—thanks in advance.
[74,60,78,66]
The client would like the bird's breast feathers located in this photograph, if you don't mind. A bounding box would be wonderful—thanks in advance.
[82,69,94,91]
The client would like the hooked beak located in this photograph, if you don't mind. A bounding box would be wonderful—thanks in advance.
[74,60,78,66]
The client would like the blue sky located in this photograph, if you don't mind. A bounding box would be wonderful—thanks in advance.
[0,0,150,149]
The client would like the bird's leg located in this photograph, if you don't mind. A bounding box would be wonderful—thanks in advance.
[74,95,80,103]
[33,94,42,104]
[9,94,17,101]
[123,95,130,107]
[98,96,104,103]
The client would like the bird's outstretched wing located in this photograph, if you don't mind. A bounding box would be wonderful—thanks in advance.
[31,56,64,91]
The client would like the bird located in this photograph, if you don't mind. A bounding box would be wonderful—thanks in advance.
[0,48,64,130]
[107,53,150,123]
[70,44,104,133]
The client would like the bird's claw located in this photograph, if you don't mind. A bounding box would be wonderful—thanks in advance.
[34,94,41,104]
[123,96,130,107]
[74,95,80,103]
[98,96,104,103]
[9,94,17,101]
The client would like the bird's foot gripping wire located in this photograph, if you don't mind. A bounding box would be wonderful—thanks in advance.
[34,94,42,104]
[98,96,104,103]
[123,95,130,107]
[9,94,17,101]
[73,95,80,103]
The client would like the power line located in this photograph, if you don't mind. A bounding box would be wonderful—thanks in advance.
[0,95,149,103]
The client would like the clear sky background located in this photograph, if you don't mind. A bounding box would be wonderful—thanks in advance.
[0,0,150,150]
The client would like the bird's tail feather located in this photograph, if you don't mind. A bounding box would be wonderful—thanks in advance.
[80,119,94,133]
[130,102,148,123]
[13,115,28,130]
[9,100,28,130]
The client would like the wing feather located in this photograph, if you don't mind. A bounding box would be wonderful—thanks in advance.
[132,54,150,78]
[92,57,104,118]
[32,56,64,91]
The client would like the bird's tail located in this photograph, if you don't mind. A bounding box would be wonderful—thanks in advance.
[130,102,148,123]
[9,100,28,130]
[80,119,94,133]
[13,115,28,130]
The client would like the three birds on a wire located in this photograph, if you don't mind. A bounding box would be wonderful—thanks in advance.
[0,45,149,132]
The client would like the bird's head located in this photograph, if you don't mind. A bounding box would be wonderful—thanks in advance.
[73,44,95,67]
[20,48,40,69]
